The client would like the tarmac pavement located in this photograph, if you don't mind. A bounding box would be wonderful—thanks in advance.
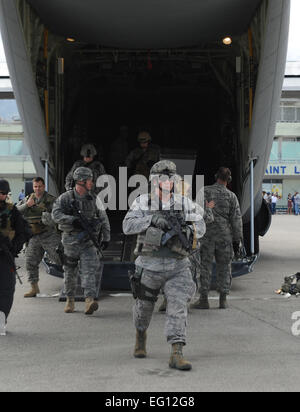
[0,215,300,392]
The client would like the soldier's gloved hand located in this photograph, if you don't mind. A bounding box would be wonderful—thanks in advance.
[100,241,109,250]
[72,218,84,230]
[151,214,171,231]
[232,241,240,256]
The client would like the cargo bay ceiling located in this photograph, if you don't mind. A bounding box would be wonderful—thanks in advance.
[27,0,262,48]
[16,0,268,195]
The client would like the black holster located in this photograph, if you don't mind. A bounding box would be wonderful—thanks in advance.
[128,266,160,303]
[128,269,140,300]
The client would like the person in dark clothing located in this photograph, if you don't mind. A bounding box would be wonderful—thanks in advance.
[0,179,28,335]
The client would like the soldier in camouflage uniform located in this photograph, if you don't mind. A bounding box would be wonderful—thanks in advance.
[125,131,160,179]
[52,167,110,315]
[17,177,61,298]
[123,160,206,371]
[65,144,106,194]
[193,167,243,310]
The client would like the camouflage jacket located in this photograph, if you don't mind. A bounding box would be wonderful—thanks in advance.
[17,191,57,235]
[125,144,160,178]
[202,183,243,242]
[52,189,110,242]
[122,192,206,270]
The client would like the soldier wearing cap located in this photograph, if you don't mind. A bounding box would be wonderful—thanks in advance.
[125,131,160,178]
[52,167,111,315]
[17,177,61,298]
[123,160,206,371]
[65,143,106,193]
[0,179,28,334]
[191,167,243,310]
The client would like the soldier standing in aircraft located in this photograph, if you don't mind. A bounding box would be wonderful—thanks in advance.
[123,160,206,371]
[17,177,61,298]
[192,167,243,310]
[125,131,160,179]
[52,167,110,315]
[65,143,106,193]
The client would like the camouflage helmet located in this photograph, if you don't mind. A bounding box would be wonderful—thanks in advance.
[150,160,177,179]
[80,143,97,158]
[137,131,151,143]
[73,167,93,182]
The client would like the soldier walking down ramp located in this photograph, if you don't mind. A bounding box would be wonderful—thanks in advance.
[52,167,110,315]
[192,167,243,310]
[65,144,106,194]
[17,177,61,298]
[125,131,160,179]
[123,160,206,370]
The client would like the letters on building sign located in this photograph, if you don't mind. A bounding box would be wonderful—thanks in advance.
[266,165,300,175]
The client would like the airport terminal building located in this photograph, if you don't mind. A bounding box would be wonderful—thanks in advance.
[0,77,35,203]
[263,62,300,210]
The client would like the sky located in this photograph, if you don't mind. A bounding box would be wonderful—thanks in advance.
[0,33,8,75]
[287,0,300,61]
[0,0,299,72]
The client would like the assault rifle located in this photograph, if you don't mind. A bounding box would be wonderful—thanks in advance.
[160,210,191,252]
[0,234,23,284]
[71,200,103,259]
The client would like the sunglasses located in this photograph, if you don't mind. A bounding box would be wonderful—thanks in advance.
[0,191,7,195]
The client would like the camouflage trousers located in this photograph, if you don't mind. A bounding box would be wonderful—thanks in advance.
[199,236,233,295]
[134,264,196,345]
[26,230,61,284]
[62,233,100,298]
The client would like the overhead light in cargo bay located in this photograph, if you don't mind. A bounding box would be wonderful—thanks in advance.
[66,37,76,42]
[222,36,232,45]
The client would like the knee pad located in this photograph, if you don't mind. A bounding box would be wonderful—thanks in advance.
[138,283,160,303]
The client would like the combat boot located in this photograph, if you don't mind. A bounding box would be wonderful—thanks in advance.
[158,297,167,312]
[134,330,147,358]
[64,298,75,313]
[219,293,228,309]
[190,295,209,309]
[169,343,192,371]
[24,282,40,298]
[84,297,99,315]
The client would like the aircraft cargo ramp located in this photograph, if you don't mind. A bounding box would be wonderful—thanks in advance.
[1,215,300,392]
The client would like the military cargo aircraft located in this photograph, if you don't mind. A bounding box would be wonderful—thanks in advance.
[0,0,290,289]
